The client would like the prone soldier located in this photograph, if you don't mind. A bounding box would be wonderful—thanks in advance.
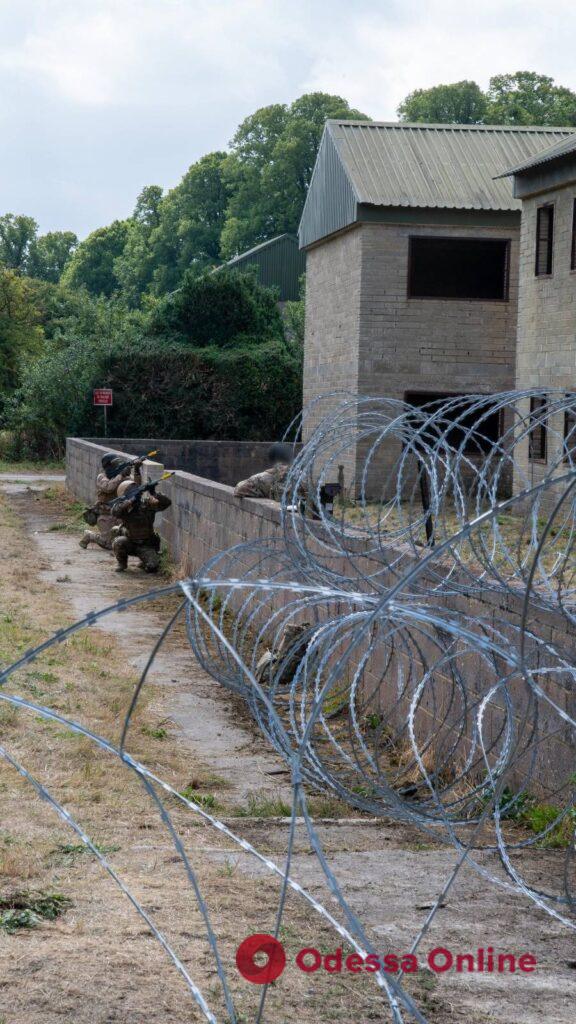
[234,443,293,501]
[79,453,143,551]
[111,474,172,573]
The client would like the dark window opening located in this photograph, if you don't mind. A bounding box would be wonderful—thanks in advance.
[404,391,502,454]
[535,205,554,276]
[529,396,548,462]
[571,200,576,272]
[565,198,569,272]
[408,237,510,301]
[564,395,576,462]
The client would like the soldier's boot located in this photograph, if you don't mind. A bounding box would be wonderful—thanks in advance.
[139,547,160,574]
[79,529,98,549]
[112,536,129,572]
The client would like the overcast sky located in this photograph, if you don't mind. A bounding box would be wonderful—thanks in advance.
[2,0,576,238]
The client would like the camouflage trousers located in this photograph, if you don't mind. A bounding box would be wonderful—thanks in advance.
[112,535,161,572]
[80,529,112,551]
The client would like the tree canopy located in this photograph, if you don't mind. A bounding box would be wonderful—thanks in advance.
[398,81,487,124]
[60,220,130,297]
[398,71,576,127]
[0,269,43,411]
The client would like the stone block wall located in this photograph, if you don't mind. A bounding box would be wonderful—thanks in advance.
[86,438,298,488]
[303,219,519,496]
[66,437,574,797]
[514,181,576,500]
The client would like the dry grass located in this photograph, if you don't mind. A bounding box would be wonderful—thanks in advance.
[0,488,412,1024]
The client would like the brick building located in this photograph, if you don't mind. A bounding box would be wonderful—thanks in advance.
[298,121,573,488]
[499,135,576,493]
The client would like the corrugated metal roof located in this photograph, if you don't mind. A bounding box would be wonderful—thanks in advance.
[497,133,576,177]
[224,233,305,301]
[226,234,295,266]
[326,120,575,212]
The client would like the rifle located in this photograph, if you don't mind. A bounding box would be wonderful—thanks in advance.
[109,471,174,515]
[105,449,161,479]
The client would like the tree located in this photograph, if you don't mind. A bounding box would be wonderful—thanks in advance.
[27,231,78,283]
[220,93,369,258]
[148,266,283,347]
[397,81,487,124]
[133,185,163,229]
[0,269,44,411]
[115,156,229,304]
[397,72,576,128]
[0,214,38,272]
[61,220,130,297]
[485,72,576,126]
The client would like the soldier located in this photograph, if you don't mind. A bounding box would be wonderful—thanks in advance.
[79,453,143,551]
[234,443,293,501]
[111,477,172,573]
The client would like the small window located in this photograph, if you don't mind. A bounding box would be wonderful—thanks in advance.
[571,199,576,272]
[529,396,548,462]
[564,396,576,462]
[408,237,510,301]
[535,205,554,276]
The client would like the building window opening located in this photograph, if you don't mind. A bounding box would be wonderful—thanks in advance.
[535,204,554,276]
[408,237,510,300]
[529,396,548,462]
[404,391,502,454]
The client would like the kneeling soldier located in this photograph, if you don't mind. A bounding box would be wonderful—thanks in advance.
[111,476,172,573]
[80,453,142,551]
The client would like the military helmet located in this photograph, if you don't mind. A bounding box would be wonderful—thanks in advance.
[101,452,117,469]
[103,454,125,479]
[116,480,134,498]
[268,442,293,466]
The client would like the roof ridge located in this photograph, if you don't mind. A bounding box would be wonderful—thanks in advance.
[327,119,576,133]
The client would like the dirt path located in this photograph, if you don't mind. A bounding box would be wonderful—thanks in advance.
[1,478,575,1024]
[9,476,291,806]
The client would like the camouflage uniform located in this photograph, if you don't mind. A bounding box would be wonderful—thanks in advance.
[80,465,142,550]
[112,491,171,572]
[233,462,289,501]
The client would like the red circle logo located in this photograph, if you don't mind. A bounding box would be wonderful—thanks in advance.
[236,934,286,984]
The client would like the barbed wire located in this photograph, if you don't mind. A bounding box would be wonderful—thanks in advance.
[1,389,576,1022]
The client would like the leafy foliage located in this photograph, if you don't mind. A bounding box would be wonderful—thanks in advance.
[220,93,368,258]
[147,267,283,347]
[61,220,130,297]
[398,71,576,127]
[7,331,301,458]
[0,214,38,271]
[27,230,78,283]
[398,81,487,124]
[0,270,44,413]
[485,72,576,126]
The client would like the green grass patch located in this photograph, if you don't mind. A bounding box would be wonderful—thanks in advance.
[51,842,120,861]
[179,786,219,809]
[0,891,72,934]
[0,459,64,475]
[141,724,168,740]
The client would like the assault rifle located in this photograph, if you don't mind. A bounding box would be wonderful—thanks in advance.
[105,449,160,479]
[108,471,174,515]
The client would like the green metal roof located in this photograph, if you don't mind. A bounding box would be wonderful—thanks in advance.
[299,121,576,248]
[224,233,305,301]
[498,133,576,177]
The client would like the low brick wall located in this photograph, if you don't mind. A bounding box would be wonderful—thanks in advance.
[66,436,575,797]
[86,437,301,488]
[67,438,284,571]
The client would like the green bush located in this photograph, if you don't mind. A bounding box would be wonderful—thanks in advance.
[147,267,283,347]
[7,334,302,457]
